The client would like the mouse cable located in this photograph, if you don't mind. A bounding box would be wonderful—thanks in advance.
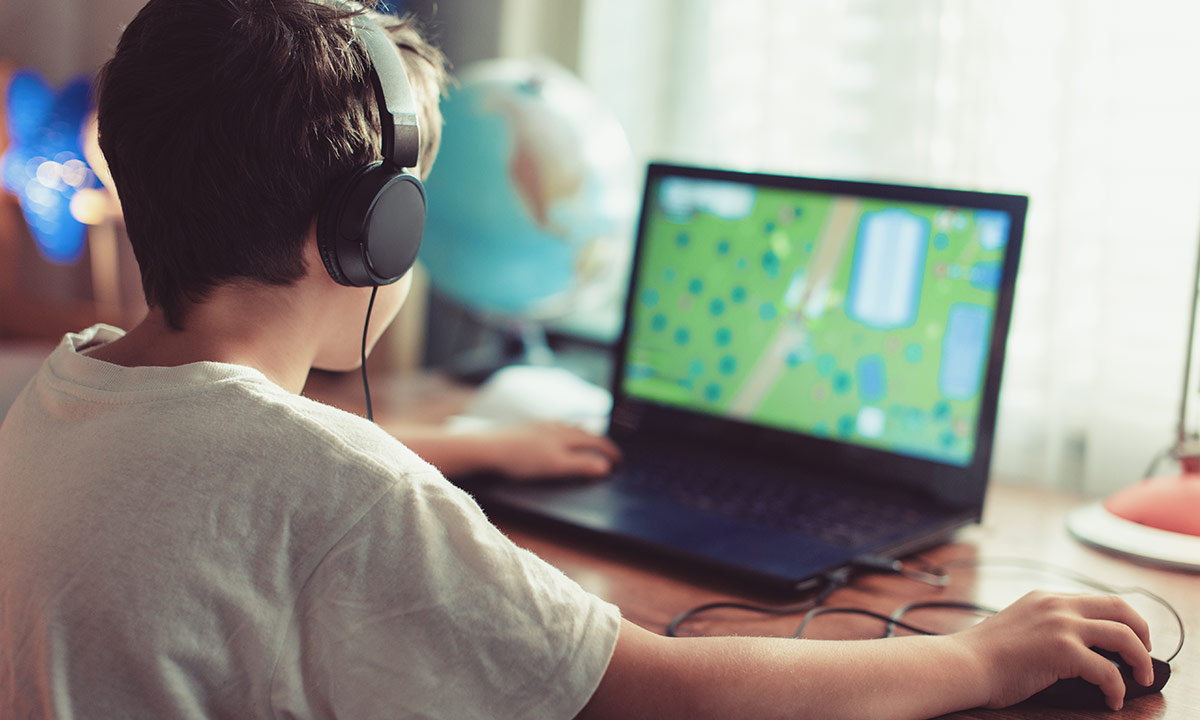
[792,606,944,639]
[919,556,1185,662]
[883,600,997,638]
[361,286,378,423]
[665,569,847,638]
[666,555,1184,660]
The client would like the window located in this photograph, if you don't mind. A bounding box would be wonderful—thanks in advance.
[579,0,1200,492]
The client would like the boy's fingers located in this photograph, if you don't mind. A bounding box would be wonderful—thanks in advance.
[1072,647,1128,711]
[1082,621,1156,687]
[560,451,614,477]
[561,428,623,462]
[1073,595,1152,651]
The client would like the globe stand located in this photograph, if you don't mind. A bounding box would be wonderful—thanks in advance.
[515,319,554,366]
[432,302,559,385]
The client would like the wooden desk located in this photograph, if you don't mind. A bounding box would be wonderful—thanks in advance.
[306,370,1197,720]
[494,485,1196,720]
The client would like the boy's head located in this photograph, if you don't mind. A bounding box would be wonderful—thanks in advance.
[96,0,448,330]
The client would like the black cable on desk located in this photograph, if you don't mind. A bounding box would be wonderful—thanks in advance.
[792,606,945,639]
[665,554,1185,666]
[884,600,997,638]
[665,571,845,638]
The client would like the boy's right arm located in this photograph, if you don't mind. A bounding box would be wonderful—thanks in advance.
[389,421,620,480]
[576,591,1154,720]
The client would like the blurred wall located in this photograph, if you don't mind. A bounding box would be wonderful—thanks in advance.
[0,0,145,340]
[0,0,584,98]
[405,0,581,72]
[0,0,142,83]
[0,0,586,364]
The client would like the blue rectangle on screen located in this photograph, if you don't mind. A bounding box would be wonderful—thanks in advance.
[975,210,1010,251]
[846,209,928,330]
[938,303,992,400]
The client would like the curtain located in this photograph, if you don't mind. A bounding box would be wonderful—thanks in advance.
[578,0,1200,494]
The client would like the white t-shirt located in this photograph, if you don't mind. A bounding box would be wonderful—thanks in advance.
[0,325,620,720]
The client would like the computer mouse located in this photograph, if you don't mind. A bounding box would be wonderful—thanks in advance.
[1028,648,1170,710]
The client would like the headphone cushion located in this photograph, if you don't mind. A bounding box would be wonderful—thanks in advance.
[317,162,426,287]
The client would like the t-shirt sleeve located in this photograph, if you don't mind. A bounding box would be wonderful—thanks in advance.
[269,469,621,720]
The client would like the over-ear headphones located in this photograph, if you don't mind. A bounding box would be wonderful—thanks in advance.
[316,9,425,287]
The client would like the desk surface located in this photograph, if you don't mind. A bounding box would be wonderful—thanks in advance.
[495,486,1196,720]
[305,370,1197,720]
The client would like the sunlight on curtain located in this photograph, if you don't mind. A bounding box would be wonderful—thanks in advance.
[579,0,1200,493]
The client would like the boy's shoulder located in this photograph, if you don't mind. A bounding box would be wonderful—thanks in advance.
[3,326,452,584]
[247,378,438,482]
[22,325,439,509]
[172,356,439,494]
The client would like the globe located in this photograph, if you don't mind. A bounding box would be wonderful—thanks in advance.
[420,58,636,324]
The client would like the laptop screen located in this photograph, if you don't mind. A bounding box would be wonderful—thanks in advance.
[620,166,1023,468]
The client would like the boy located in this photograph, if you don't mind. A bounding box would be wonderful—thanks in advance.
[0,1,1157,718]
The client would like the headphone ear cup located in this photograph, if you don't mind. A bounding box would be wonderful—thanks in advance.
[316,168,360,287]
[357,169,426,284]
[317,162,427,287]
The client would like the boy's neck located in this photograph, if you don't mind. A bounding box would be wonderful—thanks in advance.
[86,287,321,394]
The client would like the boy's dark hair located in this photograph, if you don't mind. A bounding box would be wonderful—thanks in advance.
[96,0,448,330]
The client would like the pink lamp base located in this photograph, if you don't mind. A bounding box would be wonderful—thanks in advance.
[1103,474,1200,536]
[1067,477,1200,572]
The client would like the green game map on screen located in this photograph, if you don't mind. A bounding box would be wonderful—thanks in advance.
[622,175,1012,466]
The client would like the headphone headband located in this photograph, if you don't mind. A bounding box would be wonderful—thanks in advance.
[316,4,427,289]
[347,10,420,169]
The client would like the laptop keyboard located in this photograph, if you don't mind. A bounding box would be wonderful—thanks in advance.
[611,447,941,548]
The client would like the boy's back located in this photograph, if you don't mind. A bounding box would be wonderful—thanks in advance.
[0,325,618,718]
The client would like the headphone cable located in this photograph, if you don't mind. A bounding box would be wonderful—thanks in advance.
[361,286,378,422]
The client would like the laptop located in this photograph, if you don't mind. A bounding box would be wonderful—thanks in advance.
[466,163,1027,592]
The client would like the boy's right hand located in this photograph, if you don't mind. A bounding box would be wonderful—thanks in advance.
[956,590,1154,711]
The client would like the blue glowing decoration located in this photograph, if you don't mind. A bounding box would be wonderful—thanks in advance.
[1,70,98,265]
